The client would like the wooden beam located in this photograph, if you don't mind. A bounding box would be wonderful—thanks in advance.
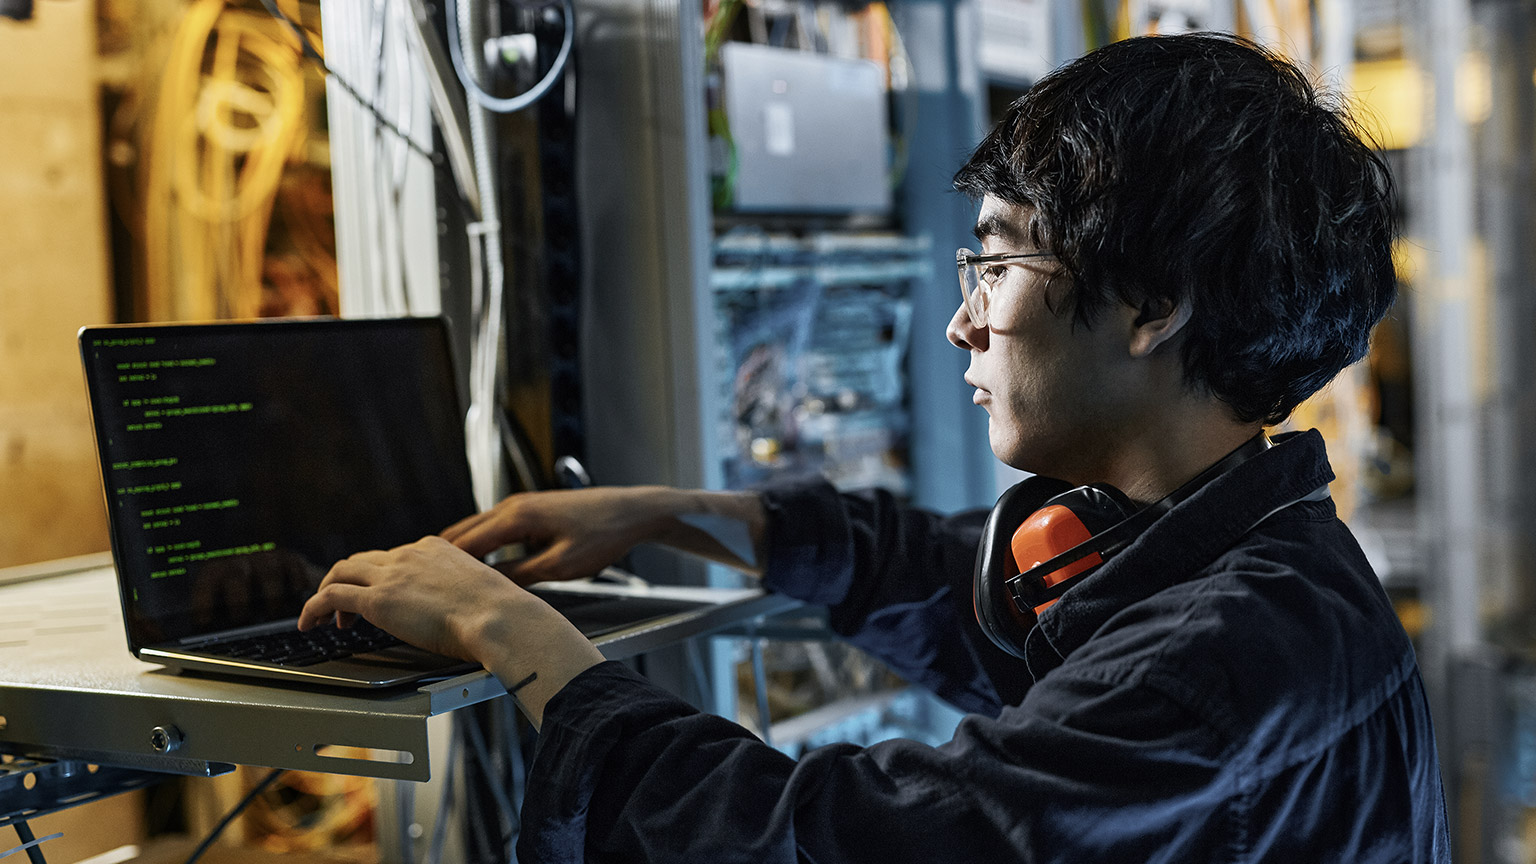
[0,0,115,567]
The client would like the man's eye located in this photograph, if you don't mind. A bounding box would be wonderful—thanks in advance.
[982,265,1008,284]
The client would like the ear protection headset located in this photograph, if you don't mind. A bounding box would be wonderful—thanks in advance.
[973,434,1313,659]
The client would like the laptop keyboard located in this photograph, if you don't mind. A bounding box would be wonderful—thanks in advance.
[190,591,709,667]
[199,621,402,667]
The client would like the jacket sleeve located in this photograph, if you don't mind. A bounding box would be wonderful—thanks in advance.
[518,661,1229,864]
[756,477,1032,714]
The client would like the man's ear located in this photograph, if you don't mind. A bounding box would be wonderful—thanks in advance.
[1129,299,1191,358]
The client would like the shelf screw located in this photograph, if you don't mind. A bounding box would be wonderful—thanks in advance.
[150,725,184,754]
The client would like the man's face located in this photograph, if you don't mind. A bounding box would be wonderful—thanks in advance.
[947,196,1147,480]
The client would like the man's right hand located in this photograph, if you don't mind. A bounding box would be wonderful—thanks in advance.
[441,487,670,585]
[441,485,769,584]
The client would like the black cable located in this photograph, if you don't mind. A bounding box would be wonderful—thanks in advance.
[183,768,285,864]
[10,821,52,864]
[462,707,517,858]
[255,0,437,163]
[455,712,499,863]
[501,693,528,833]
[424,723,459,864]
[686,637,712,707]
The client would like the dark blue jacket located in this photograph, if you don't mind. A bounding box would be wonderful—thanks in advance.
[520,431,1449,862]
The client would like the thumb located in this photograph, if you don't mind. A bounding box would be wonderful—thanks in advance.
[494,542,577,586]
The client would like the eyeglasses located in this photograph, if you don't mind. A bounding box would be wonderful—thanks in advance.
[955,247,1056,329]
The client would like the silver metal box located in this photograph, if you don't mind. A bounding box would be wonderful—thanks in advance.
[721,42,891,214]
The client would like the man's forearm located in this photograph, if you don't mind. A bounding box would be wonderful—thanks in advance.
[638,487,768,576]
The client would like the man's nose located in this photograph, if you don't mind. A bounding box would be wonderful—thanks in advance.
[947,303,987,352]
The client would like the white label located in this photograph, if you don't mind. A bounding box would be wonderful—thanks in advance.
[764,101,795,157]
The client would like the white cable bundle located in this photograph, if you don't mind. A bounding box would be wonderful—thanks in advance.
[457,0,507,510]
[324,0,574,506]
[323,0,439,318]
[452,0,573,508]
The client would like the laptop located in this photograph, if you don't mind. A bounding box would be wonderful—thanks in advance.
[78,317,705,688]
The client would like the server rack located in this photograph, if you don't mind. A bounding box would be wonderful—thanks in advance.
[571,0,1000,737]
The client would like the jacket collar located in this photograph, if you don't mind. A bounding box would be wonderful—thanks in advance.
[1023,429,1336,680]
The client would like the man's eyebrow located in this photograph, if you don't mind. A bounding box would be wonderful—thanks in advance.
[972,214,1024,246]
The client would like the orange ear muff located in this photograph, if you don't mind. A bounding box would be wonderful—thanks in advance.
[973,480,1133,659]
[1006,484,1135,617]
[1011,504,1102,617]
[972,476,1075,659]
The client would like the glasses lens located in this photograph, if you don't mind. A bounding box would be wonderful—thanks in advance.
[957,250,986,328]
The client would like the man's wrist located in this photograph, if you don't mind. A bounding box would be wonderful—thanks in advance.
[616,486,688,543]
[647,487,767,573]
[458,590,604,730]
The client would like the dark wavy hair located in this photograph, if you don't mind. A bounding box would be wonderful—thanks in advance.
[953,33,1397,425]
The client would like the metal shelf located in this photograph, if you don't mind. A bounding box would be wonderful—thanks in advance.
[710,231,934,292]
[0,559,798,785]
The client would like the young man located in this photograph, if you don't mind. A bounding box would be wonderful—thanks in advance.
[301,33,1448,861]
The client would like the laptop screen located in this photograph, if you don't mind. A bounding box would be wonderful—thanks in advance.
[79,318,478,648]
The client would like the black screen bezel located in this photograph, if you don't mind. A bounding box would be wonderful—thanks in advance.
[78,316,477,652]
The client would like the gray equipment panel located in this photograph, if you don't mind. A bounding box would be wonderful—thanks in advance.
[722,42,891,214]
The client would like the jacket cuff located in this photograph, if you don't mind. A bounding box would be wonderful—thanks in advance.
[756,476,856,608]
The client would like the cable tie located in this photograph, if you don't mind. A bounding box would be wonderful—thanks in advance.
[507,671,538,694]
[2,825,63,863]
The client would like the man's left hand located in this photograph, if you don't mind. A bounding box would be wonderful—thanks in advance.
[298,536,604,728]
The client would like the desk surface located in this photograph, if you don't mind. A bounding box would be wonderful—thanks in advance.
[0,557,796,781]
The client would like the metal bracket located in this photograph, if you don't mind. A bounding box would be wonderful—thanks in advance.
[0,755,171,829]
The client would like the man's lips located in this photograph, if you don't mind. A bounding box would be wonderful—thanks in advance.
[965,375,990,404]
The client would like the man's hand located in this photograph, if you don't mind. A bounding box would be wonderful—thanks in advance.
[441,487,665,584]
[440,486,769,582]
[298,536,604,728]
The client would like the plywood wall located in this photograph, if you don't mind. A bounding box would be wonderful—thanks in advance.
[0,0,114,567]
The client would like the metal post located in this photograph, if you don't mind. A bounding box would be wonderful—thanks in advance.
[1412,0,1487,855]
[894,0,995,514]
